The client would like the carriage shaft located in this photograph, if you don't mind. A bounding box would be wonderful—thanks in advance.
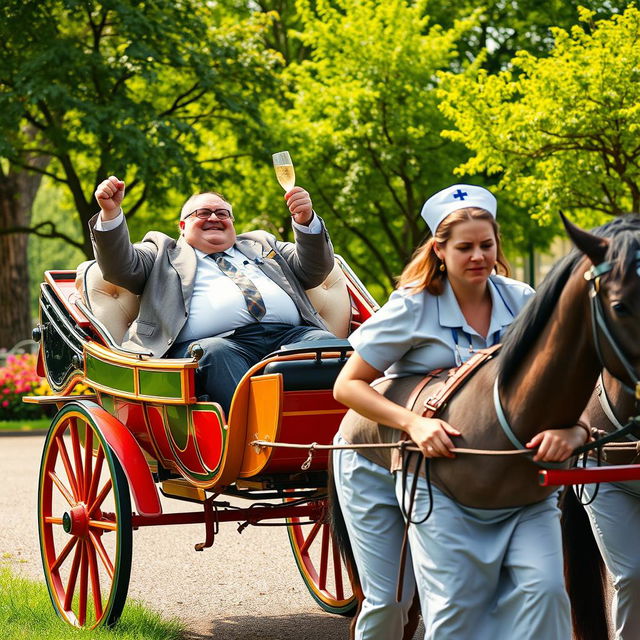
[539,464,640,486]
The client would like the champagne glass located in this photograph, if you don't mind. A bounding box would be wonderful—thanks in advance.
[272,151,296,191]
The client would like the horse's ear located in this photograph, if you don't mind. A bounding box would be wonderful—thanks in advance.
[560,211,609,265]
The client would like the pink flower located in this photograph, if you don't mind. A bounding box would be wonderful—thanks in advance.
[1,400,8,408]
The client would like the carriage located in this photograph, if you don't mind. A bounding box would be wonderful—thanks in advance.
[26,255,378,629]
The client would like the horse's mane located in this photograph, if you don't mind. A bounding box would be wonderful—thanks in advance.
[499,214,640,383]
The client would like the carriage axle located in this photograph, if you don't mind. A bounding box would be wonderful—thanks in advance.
[130,500,325,550]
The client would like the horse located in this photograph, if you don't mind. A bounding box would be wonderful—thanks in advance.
[330,214,640,640]
[559,214,640,640]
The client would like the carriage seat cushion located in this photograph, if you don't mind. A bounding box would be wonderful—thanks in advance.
[304,261,352,339]
[263,339,351,390]
[75,259,352,346]
[75,261,140,345]
[262,356,348,391]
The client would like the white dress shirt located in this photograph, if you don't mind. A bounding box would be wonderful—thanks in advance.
[95,210,321,341]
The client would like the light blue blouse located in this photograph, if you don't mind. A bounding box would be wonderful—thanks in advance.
[350,275,534,376]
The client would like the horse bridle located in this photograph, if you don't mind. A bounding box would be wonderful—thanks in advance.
[584,252,640,398]
[491,255,640,462]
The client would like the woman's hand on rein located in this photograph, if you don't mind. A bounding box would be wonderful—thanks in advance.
[407,417,461,458]
[526,426,590,462]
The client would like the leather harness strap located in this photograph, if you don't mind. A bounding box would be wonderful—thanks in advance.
[421,344,502,419]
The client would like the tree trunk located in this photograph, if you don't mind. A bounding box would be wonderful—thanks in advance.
[0,163,46,350]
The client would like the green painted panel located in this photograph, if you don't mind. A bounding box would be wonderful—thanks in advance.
[165,405,189,449]
[86,355,135,393]
[139,369,182,399]
[100,394,115,416]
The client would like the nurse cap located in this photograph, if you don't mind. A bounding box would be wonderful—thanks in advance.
[421,184,497,235]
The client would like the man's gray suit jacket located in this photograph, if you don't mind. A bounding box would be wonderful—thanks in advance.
[88,213,335,357]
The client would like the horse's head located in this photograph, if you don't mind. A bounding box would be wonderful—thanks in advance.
[562,213,640,393]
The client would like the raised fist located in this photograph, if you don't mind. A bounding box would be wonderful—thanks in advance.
[95,176,125,217]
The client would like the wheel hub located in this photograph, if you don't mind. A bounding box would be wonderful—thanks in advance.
[62,504,89,537]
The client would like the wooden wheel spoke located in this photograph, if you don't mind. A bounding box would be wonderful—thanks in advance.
[87,449,105,508]
[89,519,117,532]
[86,540,103,621]
[51,537,78,573]
[319,525,330,589]
[78,542,88,627]
[83,429,94,505]
[70,419,85,498]
[45,516,64,525]
[49,471,76,507]
[63,542,83,611]
[300,521,322,554]
[88,479,112,515]
[88,530,114,580]
[331,534,344,600]
[55,434,80,500]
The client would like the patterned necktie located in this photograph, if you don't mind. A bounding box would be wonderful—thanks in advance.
[210,253,266,321]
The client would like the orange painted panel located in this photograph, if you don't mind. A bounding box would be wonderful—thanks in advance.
[238,375,283,477]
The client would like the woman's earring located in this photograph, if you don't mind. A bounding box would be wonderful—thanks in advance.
[439,262,446,272]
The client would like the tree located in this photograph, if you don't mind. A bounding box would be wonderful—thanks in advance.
[0,151,47,348]
[0,0,279,347]
[425,0,632,73]
[268,0,476,294]
[438,6,640,229]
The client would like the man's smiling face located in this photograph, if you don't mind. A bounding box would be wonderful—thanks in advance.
[179,193,237,253]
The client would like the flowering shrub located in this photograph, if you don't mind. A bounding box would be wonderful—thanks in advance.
[0,353,47,420]
[0,353,94,421]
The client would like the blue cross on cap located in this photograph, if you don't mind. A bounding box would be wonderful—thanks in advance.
[420,184,497,235]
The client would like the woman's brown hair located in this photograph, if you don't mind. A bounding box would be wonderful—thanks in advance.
[397,207,510,295]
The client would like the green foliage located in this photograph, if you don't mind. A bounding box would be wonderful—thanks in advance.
[425,0,632,73]
[439,6,640,229]
[0,0,281,255]
[267,0,477,292]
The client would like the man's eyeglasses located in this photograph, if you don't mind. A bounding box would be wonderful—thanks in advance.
[186,208,234,221]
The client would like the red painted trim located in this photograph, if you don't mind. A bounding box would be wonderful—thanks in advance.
[539,464,640,486]
[79,401,162,516]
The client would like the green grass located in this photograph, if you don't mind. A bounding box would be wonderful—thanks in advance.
[0,417,50,432]
[0,568,185,639]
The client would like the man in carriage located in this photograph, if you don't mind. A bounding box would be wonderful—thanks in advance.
[91,175,336,414]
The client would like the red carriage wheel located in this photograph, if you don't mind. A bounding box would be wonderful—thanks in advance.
[38,402,132,628]
[286,497,357,615]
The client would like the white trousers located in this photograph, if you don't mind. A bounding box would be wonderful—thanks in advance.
[332,434,416,640]
[581,469,640,640]
[396,475,571,640]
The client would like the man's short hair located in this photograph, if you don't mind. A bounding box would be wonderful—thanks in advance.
[180,191,230,221]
